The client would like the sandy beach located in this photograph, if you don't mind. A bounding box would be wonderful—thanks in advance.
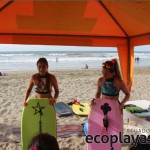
[0,67,150,150]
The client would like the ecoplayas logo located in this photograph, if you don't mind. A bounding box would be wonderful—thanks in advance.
[86,132,150,148]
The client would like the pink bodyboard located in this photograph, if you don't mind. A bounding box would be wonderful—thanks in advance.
[87,99,123,150]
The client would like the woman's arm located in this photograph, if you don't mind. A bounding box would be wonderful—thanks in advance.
[49,75,59,105]
[52,75,59,99]
[91,77,103,105]
[24,77,34,106]
[119,80,130,109]
[95,77,103,98]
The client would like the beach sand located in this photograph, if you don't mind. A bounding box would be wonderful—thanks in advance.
[0,67,150,150]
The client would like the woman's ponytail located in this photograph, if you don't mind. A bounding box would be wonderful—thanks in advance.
[111,59,122,80]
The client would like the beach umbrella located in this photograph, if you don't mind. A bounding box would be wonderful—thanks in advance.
[0,0,150,90]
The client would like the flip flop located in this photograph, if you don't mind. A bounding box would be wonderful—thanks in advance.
[67,99,77,105]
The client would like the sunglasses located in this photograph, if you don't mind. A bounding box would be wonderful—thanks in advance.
[102,63,111,69]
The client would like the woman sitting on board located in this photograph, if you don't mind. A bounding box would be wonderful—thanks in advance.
[24,58,59,106]
[91,58,130,110]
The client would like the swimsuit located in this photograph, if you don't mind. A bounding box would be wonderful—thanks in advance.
[101,78,119,96]
[34,73,51,94]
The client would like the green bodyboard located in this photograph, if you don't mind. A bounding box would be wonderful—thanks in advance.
[21,98,56,150]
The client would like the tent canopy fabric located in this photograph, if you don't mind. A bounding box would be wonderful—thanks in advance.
[0,0,150,90]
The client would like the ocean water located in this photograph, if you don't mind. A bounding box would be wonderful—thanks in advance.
[0,47,150,71]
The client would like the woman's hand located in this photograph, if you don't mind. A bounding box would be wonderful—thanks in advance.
[119,102,124,112]
[23,101,28,107]
[49,98,56,105]
[90,98,96,106]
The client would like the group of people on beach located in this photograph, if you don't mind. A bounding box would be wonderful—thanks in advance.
[24,57,129,150]
[135,57,140,63]
[23,57,148,150]
[24,57,129,108]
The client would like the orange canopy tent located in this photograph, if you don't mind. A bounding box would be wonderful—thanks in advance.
[0,0,150,90]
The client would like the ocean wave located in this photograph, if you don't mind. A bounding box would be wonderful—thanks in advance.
[53,57,116,62]
[0,51,150,63]
[134,53,150,58]
[0,54,34,57]
[47,53,67,56]
[0,57,117,63]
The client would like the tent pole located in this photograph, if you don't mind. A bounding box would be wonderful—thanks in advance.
[130,33,150,38]
[0,1,14,12]
[127,38,134,91]
[0,33,126,39]
[98,0,128,37]
[127,38,131,88]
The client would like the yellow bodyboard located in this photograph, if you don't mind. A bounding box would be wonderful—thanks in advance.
[72,103,90,116]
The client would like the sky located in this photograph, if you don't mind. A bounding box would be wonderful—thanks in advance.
[0,44,150,52]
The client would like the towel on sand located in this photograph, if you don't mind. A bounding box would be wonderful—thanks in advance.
[125,106,143,112]
[134,112,150,118]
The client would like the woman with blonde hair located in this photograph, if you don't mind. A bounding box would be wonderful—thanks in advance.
[91,58,129,110]
[88,59,130,150]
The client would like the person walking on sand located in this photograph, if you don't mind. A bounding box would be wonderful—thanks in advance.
[137,57,140,63]
[23,58,59,106]
[56,57,58,62]
[84,64,88,69]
